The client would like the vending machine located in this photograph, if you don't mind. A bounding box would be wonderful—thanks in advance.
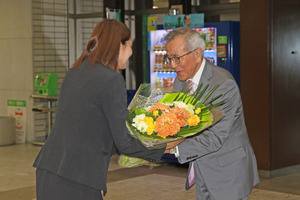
[205,21,240,86]
[148,27,217,89]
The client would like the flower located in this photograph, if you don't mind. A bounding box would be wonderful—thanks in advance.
[187,115,201,126]
[155,113,180,138]
[144,117,155,135]
[126,83,224,147]
[173,101,195,114]
[122,83,225,169]
[195,107,201,114]
[132,100,203,138]
[132,114,155,135]
[132,114,146,124]
[169,106,191,127]
[148,102,170,113]
[153,110,159,117]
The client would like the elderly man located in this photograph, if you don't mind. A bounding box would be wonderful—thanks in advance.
[164,27,260,200]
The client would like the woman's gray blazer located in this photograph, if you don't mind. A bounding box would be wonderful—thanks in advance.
[34,59,165,195]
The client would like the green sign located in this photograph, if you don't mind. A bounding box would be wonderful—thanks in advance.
[7,100,26,107]
[218,36,228,44]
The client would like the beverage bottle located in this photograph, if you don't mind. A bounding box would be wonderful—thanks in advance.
[155,78,160,87]
[210,28,216,50]
[159,53,163,70]
[206,28,211,49]
[164,78,168,87]
[154,52,158,70]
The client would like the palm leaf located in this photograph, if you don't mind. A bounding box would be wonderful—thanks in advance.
[200,84,220,104]
[192,84,209,105]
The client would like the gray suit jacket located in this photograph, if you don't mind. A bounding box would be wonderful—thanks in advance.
[33,59,165,195]
[173,60,260,200]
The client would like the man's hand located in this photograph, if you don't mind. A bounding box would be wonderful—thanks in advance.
[164,138,185,153]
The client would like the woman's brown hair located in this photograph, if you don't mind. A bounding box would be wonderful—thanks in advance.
[72,19,131,71]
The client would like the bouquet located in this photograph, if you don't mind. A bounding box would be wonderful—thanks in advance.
[118,83,224,168]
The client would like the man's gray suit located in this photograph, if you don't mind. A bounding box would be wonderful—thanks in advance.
[173,60,260,200]
[34,59,165,196]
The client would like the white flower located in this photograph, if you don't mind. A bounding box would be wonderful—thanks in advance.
[164,102,173,107]
[136,121,148,133]
[186,104,195,115]
[132,114,148,133]
[132,114,146,124]
[173,101,187,108]
[173,101,195,114]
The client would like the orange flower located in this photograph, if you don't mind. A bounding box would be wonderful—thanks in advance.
[170,106,191,127]
[155,113,180,138]
[148,103,170,113]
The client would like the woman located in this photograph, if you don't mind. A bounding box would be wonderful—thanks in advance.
[33,19,178,200]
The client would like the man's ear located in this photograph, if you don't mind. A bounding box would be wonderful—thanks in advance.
[195,48,203,57]
[195,49,203,63]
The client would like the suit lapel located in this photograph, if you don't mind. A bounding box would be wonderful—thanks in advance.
[198,60,213,87]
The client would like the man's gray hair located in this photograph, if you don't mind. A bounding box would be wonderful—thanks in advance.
[164,27,205,53]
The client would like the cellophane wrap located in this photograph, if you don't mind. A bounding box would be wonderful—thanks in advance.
[125,83,224,150]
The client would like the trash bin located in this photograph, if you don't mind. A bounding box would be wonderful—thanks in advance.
[0,116,16,146]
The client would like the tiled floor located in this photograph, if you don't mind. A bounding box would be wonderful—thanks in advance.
[0,144,300,200]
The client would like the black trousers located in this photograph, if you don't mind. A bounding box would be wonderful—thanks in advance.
[36,168,103,200]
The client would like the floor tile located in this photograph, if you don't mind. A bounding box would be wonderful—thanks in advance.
[0,144,300,200]
[105,174,195,200]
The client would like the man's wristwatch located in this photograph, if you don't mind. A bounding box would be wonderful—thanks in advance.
[170,147,177,154]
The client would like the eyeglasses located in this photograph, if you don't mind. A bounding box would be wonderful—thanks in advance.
[165,48,198,64]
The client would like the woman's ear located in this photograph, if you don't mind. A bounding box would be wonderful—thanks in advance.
[86,37,98,53]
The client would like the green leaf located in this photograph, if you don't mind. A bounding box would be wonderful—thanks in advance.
[206,94,223,105]
[127,111,136,122]
[159,93,179,103]
[200,84,220,104]
[202,100,225,111]
[134,108,147,115]
[192,84,209,105]
[173,93,181,101]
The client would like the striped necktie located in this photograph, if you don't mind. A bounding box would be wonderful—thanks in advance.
[188,162,195,187]
[187,80,195,95]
